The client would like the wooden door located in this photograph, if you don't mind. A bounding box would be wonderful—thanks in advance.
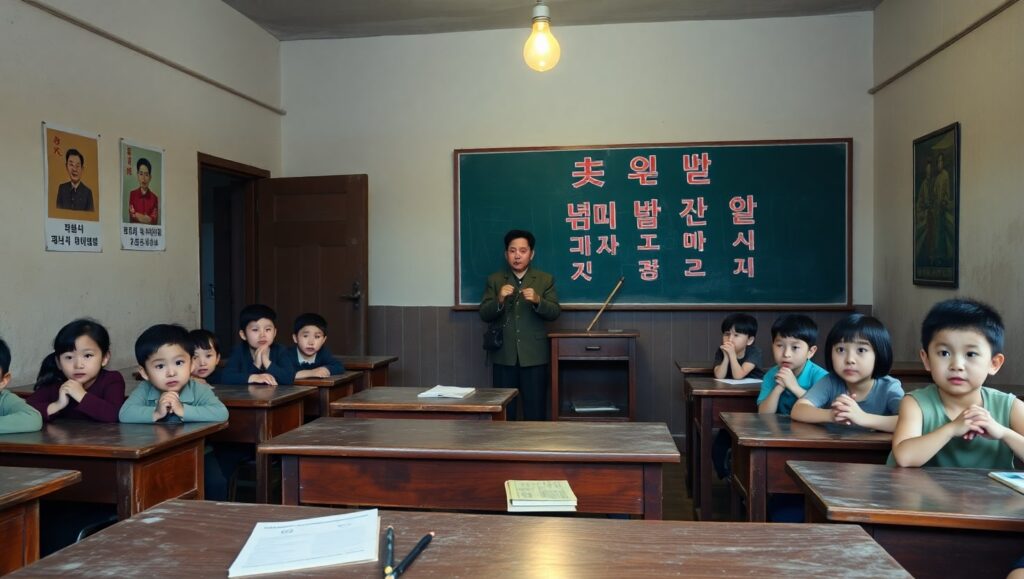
[255,175,368,354]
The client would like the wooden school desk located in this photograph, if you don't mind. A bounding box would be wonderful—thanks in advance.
[207,384,316,503]
[336,354,398,389]
[0,420,226,519]
[787,461,1024,579]
[684,376,761,521]
[677,360,931,382]
[9,499,911,578]
[293,370,364,417]
[259,418,680,519]
[0,467,81,575]
[721,412,891,522]
[329,387,517,420]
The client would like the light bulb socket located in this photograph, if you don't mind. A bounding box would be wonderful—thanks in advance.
[532,2,550,20]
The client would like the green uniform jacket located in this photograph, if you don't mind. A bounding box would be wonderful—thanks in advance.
[480,267,561,367]
[0,389,43,433]
[119,379,229,423]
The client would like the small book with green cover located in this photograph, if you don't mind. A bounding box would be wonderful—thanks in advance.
[505,480,577,511]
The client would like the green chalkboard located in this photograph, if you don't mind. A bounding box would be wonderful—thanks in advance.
[455,139,851,308]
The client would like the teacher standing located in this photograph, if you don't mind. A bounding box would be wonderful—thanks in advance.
[480,229,561,420]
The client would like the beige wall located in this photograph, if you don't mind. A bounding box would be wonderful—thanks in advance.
[0,0,281,382]
[873,0,1024,380]
[280,13,875,307]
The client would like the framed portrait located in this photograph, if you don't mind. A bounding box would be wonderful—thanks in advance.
[912,122,960,287]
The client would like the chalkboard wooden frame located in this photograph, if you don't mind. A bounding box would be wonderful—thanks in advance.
[454,139,853,311]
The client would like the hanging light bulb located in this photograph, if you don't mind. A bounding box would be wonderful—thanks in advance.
[523,1,560,72]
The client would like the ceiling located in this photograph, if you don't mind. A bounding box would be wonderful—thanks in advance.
[223,0,881,41]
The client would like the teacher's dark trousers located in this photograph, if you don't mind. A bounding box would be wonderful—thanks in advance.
[493,363,548,421]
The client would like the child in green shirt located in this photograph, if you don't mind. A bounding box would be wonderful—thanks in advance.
[0,338,43,434]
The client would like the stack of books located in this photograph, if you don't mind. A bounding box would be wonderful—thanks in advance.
[504,480,578,513]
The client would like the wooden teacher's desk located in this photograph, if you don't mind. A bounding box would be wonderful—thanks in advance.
[260,418,680,519]
[0,420,226,519]
[208,384,316,503]
[684,377,761,520]
[329,387,517,420]
[721,412,891,522]
[293,371,364,417]
[0,467,81,575]
[9,499,911,578]
[336,355,399,389]
[788,461,1024,579]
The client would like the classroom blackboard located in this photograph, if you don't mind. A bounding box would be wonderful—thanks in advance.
[455,139,851,309]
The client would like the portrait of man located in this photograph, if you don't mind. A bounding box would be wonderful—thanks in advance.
[128,157,159,225]
[55,148,94,211]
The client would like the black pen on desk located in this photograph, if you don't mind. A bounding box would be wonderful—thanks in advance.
[383,526,395,577]
[387,531,434,579]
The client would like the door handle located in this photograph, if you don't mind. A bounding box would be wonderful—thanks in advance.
[340,282,362,308]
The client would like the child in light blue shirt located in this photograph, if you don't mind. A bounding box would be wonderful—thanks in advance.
[757,314,827,415]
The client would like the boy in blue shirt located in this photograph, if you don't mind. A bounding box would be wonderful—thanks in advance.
[288,313,345,379]
[757,314,827,415]
[119,324,228,423]
[221,304,295,385]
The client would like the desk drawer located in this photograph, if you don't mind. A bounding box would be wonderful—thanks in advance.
[556,337,629,358]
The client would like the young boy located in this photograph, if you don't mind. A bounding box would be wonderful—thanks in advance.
[890,299,1024,468]
[188,329,223,385]
[220,304,295,386]
[288,313,345,379]
[710,313,764,479]
[713,313,764,380]
[0,338,43,433]
[119,324,228,423]
[757,314,827,415]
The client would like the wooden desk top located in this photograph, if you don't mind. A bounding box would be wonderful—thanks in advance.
[787,461,1024,532]
[330,387,517,412]
[9,499,910,578]
[685,377,763,397]
[293,370,363,387]
[335,355,398,369]
[0,466,81,510]
[721,412,892,449]
[0,420,227,459]
[676,360,716,374]
[548,329,639,338]
[211,384,316,408]
[260,418,680,463]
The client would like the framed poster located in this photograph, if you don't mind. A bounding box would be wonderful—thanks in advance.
[43,122,101,252]
[913,122,960,287]
[120,139,165,251]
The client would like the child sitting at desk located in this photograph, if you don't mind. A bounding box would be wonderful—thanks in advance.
[188,329,223,385]
[757,314,828,415]
[221,304,295,386]
[27,319,125,423]
[792,314,904,432]
[890,298,1024,468]
[0,337,42,433]
[119,324,228,423]
[711,312,764,478]
[713,312,764,380]
[288,313,344,379]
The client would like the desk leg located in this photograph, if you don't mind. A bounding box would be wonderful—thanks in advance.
[256,452,270,504]
[746,448,767,522]
[642,464,664,520]
[683,381,694,496]
[281,456,299,505]
[697,401,714,521]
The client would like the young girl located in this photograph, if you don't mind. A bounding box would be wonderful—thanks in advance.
[792,314,904,432]
[188,329,222,385]
[27,319,125,423]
